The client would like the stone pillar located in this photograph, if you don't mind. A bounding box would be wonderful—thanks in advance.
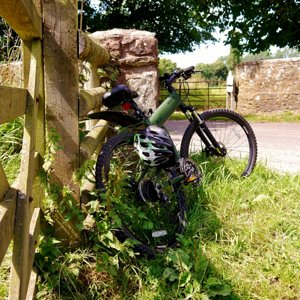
[90,29,159,111]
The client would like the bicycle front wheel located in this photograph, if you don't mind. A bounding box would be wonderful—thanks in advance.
[180,109,257,177]
[95,132,186,256]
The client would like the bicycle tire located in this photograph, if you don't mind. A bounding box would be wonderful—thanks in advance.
[180,109,257,177]
[95,132,187,256]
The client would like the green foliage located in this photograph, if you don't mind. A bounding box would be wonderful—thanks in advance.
[242,50,273,62]
[226,47,241,71]
[244,111,300,123]
[0,118,23,183]
[80,1,300,55]
[212,0,300,54]
[195,59,228,81]
[158,58,177,76]
[0,18,20,63]
[35,237,114,300]
[272,47,300,59]
[241,47,300,62]
[80,0,216,53]
[34,158,300,299]
[41,128,85,230]
[0,246,12,299]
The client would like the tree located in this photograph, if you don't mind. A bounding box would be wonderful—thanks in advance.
[81,0,300,55]
[241,51,273,62]
[211,0,300,54]
[158,58,177,77]
[226,47,241,71]
[80,0,216,53]
[272,47,300,59]
[195,58,228,82]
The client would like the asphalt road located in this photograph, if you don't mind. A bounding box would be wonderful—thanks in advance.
[165,120,300,174]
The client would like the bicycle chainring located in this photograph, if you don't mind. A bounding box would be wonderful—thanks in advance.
[179,158,202,186]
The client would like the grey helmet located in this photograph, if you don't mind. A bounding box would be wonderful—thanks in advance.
[134,125,176,167]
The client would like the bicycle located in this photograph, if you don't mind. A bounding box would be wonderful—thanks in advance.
[89,66,257,255]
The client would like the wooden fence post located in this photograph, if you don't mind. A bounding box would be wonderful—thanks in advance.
[9,38,41,300]
[43,0,81,243]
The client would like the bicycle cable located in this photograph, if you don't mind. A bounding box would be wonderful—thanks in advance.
[179,78,191,105]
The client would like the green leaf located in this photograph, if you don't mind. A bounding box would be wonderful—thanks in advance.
[179,271,192,287]
[142,220,154,229]
[205,277,232,297]
[163,267,178,282]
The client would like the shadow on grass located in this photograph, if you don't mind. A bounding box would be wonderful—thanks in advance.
[141,166,244,299]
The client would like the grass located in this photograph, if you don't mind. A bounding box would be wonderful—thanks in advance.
[0,245,12,299]
[32,161,300,299]
[188,162,300,299]
[1,115,300,299]
[160,83,227,109]
[0,119,23,299]
[0,117,23,183]
[244,111,300,123]
[170,110,300,122]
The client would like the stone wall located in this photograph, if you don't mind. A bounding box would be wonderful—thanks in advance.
[235,58,300,114]
[90,29,159,111]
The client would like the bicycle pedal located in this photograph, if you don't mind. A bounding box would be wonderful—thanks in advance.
[178,158,202,186]
[185,174,198,184]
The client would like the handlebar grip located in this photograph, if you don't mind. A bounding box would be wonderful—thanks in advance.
[183,66,195,73]
[165,72,180,85]
[163,66,195,86]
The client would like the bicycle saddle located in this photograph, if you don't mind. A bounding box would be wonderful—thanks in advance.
[103,84,139,108]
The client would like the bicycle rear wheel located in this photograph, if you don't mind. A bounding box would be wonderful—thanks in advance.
[95,132,186,256]
[180,109,257,177]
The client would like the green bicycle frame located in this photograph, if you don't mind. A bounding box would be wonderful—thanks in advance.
[149,91,182,126]
[148,90,183,161]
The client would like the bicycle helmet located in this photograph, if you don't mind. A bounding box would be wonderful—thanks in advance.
[134,125,176,167]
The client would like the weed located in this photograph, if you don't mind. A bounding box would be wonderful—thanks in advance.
[0,117,23,183]
[1,112,300,299]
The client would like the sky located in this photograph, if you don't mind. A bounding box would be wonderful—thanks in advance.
[160,42,231,68]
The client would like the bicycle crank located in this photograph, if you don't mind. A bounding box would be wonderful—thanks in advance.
[178,158,202,186]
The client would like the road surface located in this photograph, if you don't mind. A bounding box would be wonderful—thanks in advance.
[165,120,300,174]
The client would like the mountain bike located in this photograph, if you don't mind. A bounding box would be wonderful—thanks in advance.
[89,66,257,255]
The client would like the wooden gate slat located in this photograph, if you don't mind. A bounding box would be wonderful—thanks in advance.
[0,0,42,40]
[0,188,17,265]
[0,162,9,201]
[0,86,27,124]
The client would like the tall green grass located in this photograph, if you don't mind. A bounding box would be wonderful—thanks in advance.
[34,162,300,299]
[0,117,23,183]
[1,115,300,299]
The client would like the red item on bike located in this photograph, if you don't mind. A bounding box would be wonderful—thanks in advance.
[121,102,132,110]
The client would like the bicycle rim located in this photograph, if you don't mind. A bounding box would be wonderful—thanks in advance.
[182,109,257,177]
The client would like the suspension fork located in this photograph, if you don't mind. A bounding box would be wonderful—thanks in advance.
[184,106,226,156]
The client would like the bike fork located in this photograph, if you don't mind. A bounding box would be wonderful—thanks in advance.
[192,111,226,157]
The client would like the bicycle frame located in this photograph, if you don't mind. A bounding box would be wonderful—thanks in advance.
[148,90,226,157]
[149,91,182,126]
[87,67,226,157]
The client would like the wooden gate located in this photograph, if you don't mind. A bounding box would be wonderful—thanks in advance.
[0,1,110,299]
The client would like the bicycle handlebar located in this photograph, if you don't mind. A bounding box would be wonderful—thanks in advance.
[161,66,195,91]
